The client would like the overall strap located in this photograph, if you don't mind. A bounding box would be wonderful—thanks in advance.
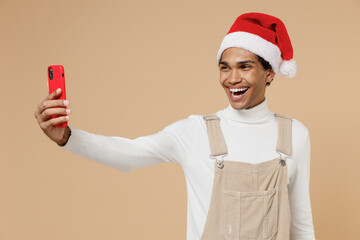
[203,113,292,157]
[203,114,228,157]
[274,113,293,156]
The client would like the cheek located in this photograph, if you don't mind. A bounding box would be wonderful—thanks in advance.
[219,74,226,85]
[243,70,256,80]
[247,72,263,86]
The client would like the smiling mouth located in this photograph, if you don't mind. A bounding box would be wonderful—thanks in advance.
[229,88,249,97]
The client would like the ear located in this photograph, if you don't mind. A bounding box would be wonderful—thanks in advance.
[265,69,275,83]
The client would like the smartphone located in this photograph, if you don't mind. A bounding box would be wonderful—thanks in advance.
[47,65,67,128]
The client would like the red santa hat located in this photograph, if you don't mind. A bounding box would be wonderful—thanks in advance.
[217,12,297,78]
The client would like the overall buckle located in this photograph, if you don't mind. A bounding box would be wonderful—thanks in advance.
[277,151,289,166]
[209,154,227,169]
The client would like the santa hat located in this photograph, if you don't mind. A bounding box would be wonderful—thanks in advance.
[217,12,297,78]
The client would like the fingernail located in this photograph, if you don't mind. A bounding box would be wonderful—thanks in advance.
[66,109,71,114]
[56,88,61,93]
[63,100,69,106]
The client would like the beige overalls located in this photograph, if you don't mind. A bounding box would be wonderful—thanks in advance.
[200,113,292,240]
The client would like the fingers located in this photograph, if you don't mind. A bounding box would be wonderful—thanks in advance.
[36,89,62,118]
[35,90,69,119]
[44,88,62,102]
[40,115,69,129]
[39,107,71,122]
[37,99,69,116]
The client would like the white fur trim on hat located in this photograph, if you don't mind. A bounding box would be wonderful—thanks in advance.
[279,59,297,78]
[217,31,282,74]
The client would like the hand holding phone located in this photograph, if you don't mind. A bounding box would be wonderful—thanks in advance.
[34,88,71,146]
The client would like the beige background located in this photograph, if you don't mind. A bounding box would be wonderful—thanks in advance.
[1,0,360,239]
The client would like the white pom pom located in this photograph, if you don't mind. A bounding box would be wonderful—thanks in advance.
[279,59,297,78]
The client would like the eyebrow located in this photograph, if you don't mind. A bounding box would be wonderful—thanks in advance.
[219,60,256,66]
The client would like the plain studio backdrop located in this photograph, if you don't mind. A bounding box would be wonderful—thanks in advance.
[1,0,360,239]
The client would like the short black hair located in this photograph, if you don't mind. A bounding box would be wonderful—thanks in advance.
[256,54,272,71]
[255,54,273,86]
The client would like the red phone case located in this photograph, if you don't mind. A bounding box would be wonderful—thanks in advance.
[47,65,67,128]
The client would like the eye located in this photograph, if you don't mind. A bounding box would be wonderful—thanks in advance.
[240,64,250,69]
[220,66,228,70]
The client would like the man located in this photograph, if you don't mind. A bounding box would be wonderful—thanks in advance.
[35,12,315,239]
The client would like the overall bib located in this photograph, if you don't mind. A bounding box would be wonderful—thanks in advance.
[200,113,292,240]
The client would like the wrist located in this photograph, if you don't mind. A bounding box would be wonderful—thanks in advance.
[57,126,71,147]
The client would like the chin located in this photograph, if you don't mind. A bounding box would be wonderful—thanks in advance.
[229,101,248,110]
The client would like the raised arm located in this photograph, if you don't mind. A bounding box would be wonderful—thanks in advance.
[58,124,183,172]
[35,88,186,172]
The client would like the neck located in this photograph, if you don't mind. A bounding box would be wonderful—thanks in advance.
[222,97,273,124]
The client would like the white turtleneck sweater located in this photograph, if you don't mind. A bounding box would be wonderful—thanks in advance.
[60,98,316,239]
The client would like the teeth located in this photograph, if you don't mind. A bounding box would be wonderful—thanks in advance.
[230,88,249,92]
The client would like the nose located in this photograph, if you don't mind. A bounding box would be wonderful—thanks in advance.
[228,69,242,84]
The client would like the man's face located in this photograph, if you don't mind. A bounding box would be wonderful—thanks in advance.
[219,47,274,110]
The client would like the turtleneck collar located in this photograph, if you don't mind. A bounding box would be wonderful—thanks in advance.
[221,97,274,125]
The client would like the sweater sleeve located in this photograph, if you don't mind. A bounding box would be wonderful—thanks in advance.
[289,128,316,240]
[57,122,186,172]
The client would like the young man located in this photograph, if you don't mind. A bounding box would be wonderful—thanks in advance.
[35,12,315,239]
